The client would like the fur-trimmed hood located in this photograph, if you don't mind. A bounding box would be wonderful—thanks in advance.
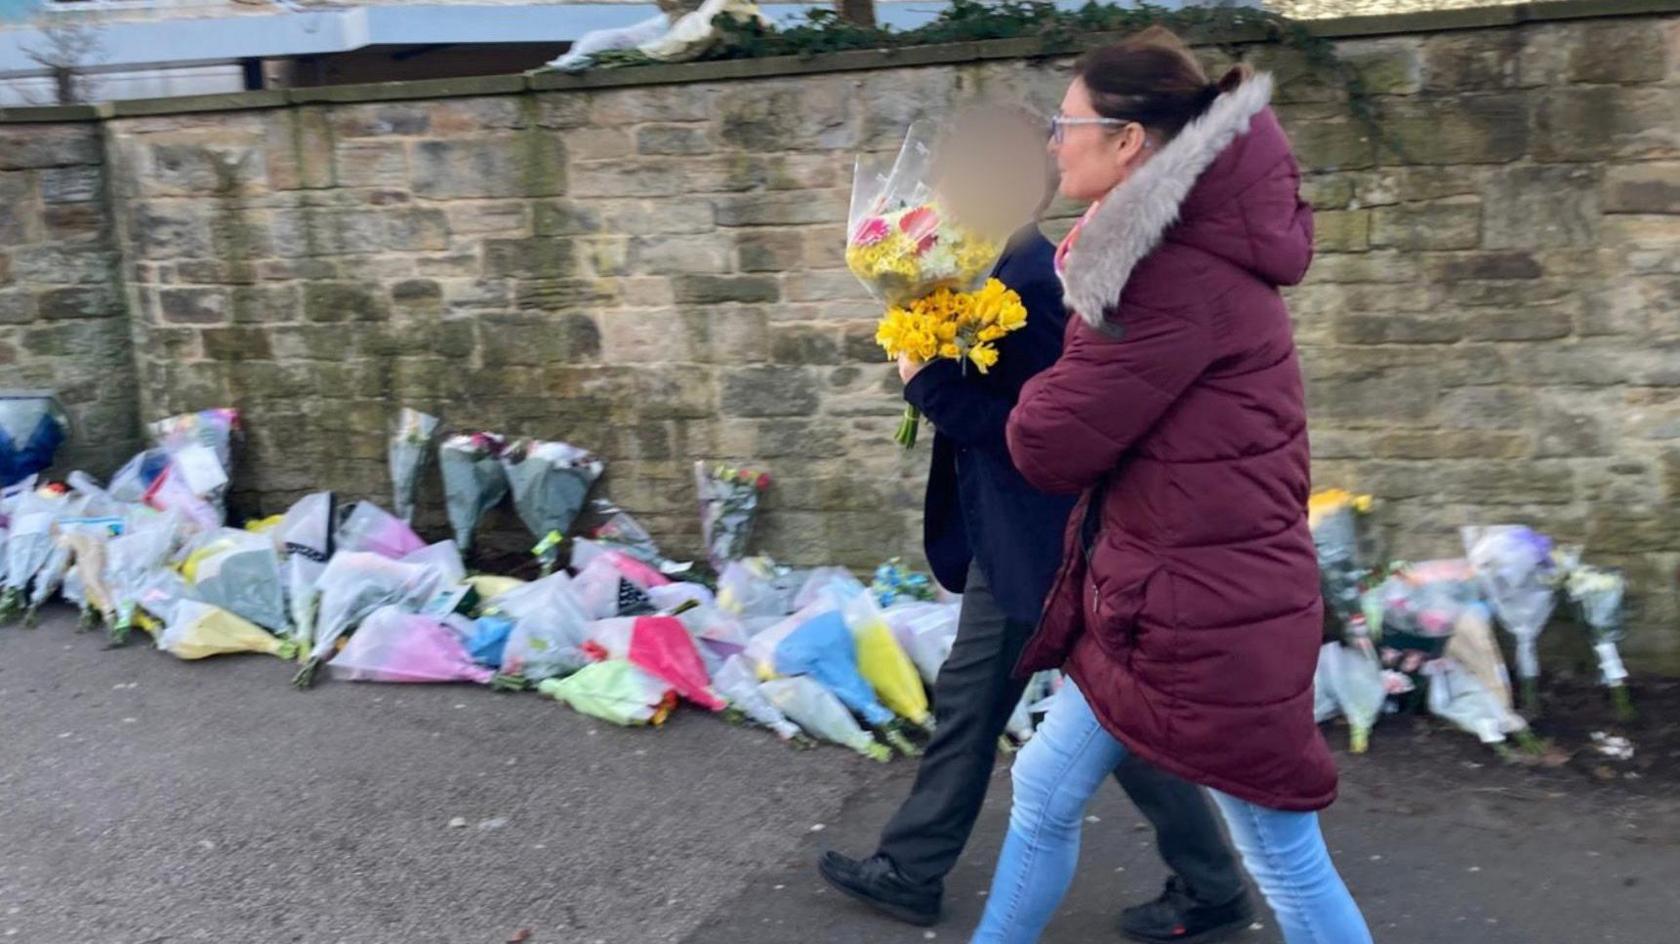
[1061,73,1314,327]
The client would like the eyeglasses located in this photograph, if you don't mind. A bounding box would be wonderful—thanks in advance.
[1048,113,1130,144]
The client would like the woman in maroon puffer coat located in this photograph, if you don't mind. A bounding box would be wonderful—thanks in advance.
[970,29,1372,944]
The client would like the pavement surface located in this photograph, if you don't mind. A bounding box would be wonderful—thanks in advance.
[4,609,1680,944]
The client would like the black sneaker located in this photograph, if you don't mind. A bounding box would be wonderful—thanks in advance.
[1119,877,1254,944]
[817,851,942,927]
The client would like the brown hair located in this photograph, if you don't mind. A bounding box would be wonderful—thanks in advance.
[1075,27,1248,141]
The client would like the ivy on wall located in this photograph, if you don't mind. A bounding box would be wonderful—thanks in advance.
[586,1,1394,156]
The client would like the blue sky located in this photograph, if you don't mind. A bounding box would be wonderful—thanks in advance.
[0,1,44,25]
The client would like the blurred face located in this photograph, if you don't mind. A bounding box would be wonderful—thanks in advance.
[934,110,1054,237]
[1051,78,1150,204]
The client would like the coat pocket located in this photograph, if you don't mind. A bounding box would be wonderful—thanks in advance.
[1085,558,1164,662]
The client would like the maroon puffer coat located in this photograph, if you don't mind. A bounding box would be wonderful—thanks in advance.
[1006,74,1336,811]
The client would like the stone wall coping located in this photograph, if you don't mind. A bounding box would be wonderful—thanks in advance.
[0,0,1673,123]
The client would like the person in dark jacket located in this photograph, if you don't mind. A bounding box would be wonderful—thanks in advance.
[818,105,1251,942]
[971,30,1371,944]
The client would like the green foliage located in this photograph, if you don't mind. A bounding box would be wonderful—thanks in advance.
[579,1,1394,157]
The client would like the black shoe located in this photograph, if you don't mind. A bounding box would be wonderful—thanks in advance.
[1119,877,1254,944]
[817,851,942,927]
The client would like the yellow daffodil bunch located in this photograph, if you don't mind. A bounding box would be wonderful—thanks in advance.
[873,277,1028,447]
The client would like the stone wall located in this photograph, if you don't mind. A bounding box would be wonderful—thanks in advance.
[2,2,1678,659]
[0,121,138,474]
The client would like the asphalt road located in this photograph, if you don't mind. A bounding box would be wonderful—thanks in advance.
[4,610,1679,944]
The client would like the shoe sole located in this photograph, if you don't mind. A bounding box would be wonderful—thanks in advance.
[1119,914,1255,944]
[817,863,941,928]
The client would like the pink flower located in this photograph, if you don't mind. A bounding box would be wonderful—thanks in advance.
[899,206,939,241]
[852,217,890,246]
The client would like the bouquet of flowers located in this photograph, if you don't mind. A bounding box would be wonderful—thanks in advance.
[182,528,290,634]
[748,602,917,756]
[1422,658,1529,749]
[335,501,426,561]
[871,558,934,608]
[159,600,298,661]
[881,601,961,685]
[500,439,604,574]
[585,497,688,575]
[842,591,932,732]
[326,606,496,685]
[491,571,593,683]
[695,462,769,571]
[1463,526,1557,715]
[0,484,69,623]
[760,676,890,762]
[714,654,808,745]
[438,432,509,557]
[60,528,116,630]
[293,551,446,688]
[0,391,69,489]
[104,509,184,646]
[24,473,120,625]
[715,558,791,626]
[584,615,725,712]
[275,492,335,652]
[1559,553,1633,720]
[1364,563,1475,669]
[1308,489,1375,641]
[1321,639,1386,753]
[848,122,1025,447]
[538,660,678,727]
[389,409,439,524]
[148,408,239,519]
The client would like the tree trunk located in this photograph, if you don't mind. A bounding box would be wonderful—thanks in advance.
[837,0,876,28]
[52,67,77,105]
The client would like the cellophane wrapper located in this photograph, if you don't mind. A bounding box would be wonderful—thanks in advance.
[148,408,238,517]
[306,552,446,664]
[276,492,334,652]
[327,606,492,684]
[499,439,604,543]
[845,121,1008,308]
[1463,526,1556,682]
[388,409,439,524]
[438,433,509,555]
[493,571,593,681]
[695,463,767,571]
[1307,491,1371,640]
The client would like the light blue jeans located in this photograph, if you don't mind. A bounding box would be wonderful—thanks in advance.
[972,681,1372,944]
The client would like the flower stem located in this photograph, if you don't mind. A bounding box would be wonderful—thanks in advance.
[1519,677,1542,718]
[1609,684,1636,723]
[895,405,920,449]
[490,673,530,693]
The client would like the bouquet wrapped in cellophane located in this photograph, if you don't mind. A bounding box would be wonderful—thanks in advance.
[1555,546,1634,720]
[438,432,508,557]
[694,462,769,572]
[1308,489,1374,641]
[499,438,604,575]
[847,120,1026,447]
[388,408,439,524]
